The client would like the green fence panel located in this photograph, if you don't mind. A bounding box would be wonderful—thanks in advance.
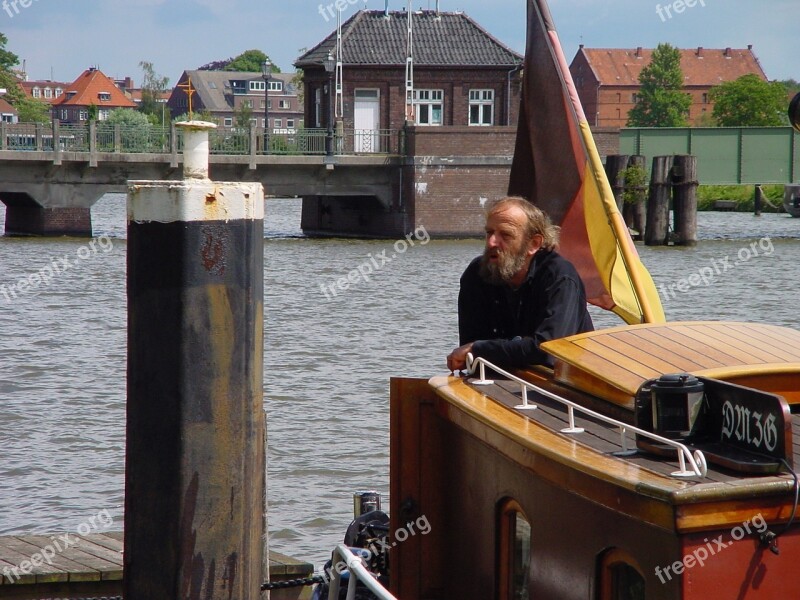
[690,128,740,184]
[619,127,798,184]
[639,128,691,159]
[619,130,639,156]
[741,128,793,184]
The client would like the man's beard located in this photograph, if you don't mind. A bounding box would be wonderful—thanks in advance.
[479,245,529,285]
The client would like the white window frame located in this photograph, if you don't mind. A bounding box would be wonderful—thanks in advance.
[268,81,283,92]
[279,99,289,109]
[32,87,40,98]
[414,89,443,126]
[55,87,63,97]
[224,117,233,127]
[98,109,110,121]
[250,80,266,92]
[98,92,111,102]
[287,119,295,128]
[79,110,88,121]
[469,89,494,126]
[274,118,282,128]
[44,88,53,99]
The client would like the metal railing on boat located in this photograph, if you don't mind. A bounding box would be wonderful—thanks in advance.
[465,354,709,479]
[327,544,397,600]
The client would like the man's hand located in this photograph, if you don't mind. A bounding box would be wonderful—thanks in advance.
[446,342,474,373]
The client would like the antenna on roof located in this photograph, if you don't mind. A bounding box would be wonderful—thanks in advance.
[335,8,343,118]
[385,0,389,17]
[436,0,440,15]
[405,0,415,123]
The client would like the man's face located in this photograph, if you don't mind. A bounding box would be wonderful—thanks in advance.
[480,206,538,285]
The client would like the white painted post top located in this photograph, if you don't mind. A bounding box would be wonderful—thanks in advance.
[176,121,217,180]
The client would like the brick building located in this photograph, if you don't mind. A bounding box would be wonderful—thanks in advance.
[19,80,68,105]
[295,9,523,141]
[570,45,768,128]
[167,70,303,131]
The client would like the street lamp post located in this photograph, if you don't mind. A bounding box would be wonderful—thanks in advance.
[323,52,336,158]
[262,59,272,153]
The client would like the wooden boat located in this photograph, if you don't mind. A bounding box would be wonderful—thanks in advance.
[382,5,800,600]
[390,322,800,598]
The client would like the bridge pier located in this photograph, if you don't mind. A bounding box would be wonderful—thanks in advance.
[301,194,409,238]
[0,193,93,236]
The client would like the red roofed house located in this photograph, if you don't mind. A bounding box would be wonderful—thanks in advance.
[570,45,768,128]
[52,67,137,123]
[19,80,69,105]
[0,97,18,123]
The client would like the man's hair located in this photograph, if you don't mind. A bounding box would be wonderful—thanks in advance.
[487,196,560,250]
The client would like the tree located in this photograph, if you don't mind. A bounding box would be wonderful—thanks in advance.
[627,43,691,127]
[709,75,789,127]
[138,61,170,124]
[225,50,279,73]
[234,102,253,129]
[199,50,280,73]
[16,97,51,123]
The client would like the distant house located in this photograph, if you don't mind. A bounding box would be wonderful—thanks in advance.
[167,70,304,131]
[52,67,137,123]
[570,45,769,128]
[0,97,18,123]
[114,77,172,108]
[19,80,68,105]
[295,9,522,142]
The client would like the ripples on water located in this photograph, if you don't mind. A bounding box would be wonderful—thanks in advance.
[0,195,798,569]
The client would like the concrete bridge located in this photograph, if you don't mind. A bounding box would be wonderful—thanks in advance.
[0,122,517,237]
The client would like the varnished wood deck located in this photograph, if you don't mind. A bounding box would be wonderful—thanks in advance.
[541,321,800,407]
[430,372,799,532]
[0,531,313,599]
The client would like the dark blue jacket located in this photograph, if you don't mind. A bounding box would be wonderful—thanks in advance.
[458,249,593,368]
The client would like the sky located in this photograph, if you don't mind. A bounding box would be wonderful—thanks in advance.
[2,0,797,86]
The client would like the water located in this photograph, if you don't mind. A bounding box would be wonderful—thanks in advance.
[0,195,798,570]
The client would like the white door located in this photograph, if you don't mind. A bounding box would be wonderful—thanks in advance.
[354,89,380,153]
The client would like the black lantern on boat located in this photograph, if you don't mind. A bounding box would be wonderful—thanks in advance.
[650,373,705,439]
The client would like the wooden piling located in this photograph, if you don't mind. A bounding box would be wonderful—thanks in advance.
[125,122,266,599]
[604,154,629,211]
[645,156,672,246]
[672,155,698,246]
[754,184,764,216]
[625,155,647,240]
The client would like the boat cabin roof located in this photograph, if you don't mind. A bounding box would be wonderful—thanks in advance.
[541,321,800,409]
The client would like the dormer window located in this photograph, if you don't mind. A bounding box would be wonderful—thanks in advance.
[268,81,282,92]
[55,87,63,97]
[98,92,112,102]
[32,87,40,98]
[66,91,77,99]
[250,80,266,92]
[44,88,52,99]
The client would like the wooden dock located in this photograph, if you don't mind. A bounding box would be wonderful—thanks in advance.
[0,531,314,599]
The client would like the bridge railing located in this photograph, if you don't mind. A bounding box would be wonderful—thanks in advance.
[0,122,404,157]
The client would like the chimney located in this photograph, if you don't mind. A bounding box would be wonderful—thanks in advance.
[696,47,703,57]
[724,47,732,57]
[635,47,643,58]
[748,44,753,51]
[579,43,584,50]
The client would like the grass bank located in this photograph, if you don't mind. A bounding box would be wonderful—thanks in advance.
[697,184,786,212]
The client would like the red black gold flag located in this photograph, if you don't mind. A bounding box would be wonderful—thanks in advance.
[508,0,665,324]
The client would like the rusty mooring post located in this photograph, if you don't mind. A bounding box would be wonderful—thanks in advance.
[125,121,266,599]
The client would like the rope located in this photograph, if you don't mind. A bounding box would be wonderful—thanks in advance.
[261,575,326,590]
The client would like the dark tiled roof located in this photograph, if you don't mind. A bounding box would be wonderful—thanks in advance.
[296,10,522,68]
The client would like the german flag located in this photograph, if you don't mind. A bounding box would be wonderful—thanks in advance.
[508,0,665,324]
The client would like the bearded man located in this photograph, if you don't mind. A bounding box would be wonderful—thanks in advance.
[446,196,593,372]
